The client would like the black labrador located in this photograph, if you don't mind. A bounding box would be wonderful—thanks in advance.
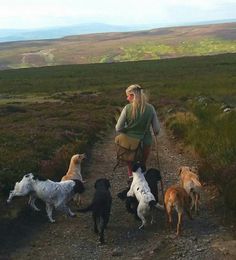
[78,178,112,244]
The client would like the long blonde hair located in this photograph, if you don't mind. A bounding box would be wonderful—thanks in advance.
[126,84,148,119]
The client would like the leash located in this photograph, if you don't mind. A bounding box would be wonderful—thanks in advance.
[154,135,165,206]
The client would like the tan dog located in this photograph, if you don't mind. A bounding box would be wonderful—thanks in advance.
[164,186,192,236]
[178,166,202,213]
[61,153,86,206]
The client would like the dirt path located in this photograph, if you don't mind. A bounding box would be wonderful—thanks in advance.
[1,125,235,260]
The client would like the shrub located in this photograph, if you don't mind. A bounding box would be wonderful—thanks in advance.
[166,103,236,205]
[188,106,236,171]
[165,111,197,139]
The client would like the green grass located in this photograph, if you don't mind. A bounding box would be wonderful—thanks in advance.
[0,53,235,209]
[98,38,236,63]
[0,54,235,101]
[165,100,236,209]
[177,38,236,56]
[0,94,115,194]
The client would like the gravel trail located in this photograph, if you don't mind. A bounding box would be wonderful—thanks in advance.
[1,125,235,260]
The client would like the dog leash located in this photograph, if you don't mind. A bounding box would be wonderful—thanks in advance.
[154,135,165,205]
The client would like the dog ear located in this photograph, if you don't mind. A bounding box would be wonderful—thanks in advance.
[33,175,47,181]
[155,170,162,181]
[141,164,146,173]
[105,179,111,189]
[132,162,140,172]
[94,179,99,188]
[178,167,183,176]
[94,179,103,188]
[132,162,146,172]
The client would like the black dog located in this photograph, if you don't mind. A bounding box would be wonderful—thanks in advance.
[145,168,162,201]
[117,187,139,218]
[117,168,162,218]
[77,178,112,244]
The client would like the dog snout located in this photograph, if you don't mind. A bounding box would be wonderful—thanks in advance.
[79,153,87,160]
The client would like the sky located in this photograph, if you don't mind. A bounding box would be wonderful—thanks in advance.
[0,0,236,30]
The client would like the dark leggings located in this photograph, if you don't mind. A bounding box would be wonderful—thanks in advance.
[127,145,151,177]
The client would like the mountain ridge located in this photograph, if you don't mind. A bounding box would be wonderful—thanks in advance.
[0,19,235,43]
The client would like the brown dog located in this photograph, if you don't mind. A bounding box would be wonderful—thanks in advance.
[178,166,202,213]
[61,154,86,181]
[61,153,86,206]
[164,186,192,236]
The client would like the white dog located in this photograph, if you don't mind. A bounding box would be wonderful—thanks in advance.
[7,173,85,223]
[127,163,164,229]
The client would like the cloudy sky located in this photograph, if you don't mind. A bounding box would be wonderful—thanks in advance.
[0,0,236,29]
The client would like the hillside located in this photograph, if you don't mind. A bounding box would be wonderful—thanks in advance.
[0,22,236,70]
[0,53,235,201]
[0,53,235,258]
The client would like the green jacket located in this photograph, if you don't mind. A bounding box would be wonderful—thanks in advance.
[115,103,160,145]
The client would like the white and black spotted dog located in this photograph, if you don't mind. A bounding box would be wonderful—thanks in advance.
[117,167,163,220]
[127,163,164,229]
[7,173,85,223]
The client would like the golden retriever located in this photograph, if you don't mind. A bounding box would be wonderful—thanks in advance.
[164,186,192,236]
[178,166,202,213]
[61,153,86,206]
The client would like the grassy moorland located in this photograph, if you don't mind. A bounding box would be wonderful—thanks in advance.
[0,53,235,209]
[0,22,235,69]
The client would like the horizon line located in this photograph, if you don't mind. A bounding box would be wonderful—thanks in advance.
[0,18,236,31]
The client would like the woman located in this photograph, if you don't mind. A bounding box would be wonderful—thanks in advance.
[115,84,160,179]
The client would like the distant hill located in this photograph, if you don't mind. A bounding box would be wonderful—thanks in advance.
[0,22,235,70]
[0,23,147,43]
[1,19,235,43]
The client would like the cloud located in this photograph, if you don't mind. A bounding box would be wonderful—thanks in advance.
[0,0,235,29]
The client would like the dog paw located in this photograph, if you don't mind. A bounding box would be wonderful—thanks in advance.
[49,219,56,223]
[70,213,76,218]
[168,234,177,239]
[6,199,12,205]
[99,238,105,245]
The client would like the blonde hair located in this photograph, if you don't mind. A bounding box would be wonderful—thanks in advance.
[126,84,148,119]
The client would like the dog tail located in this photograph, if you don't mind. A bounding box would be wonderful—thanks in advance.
[190,178,202,195]
[77,203,93,213]
[149,200,164,210]
[155,202,165,210]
